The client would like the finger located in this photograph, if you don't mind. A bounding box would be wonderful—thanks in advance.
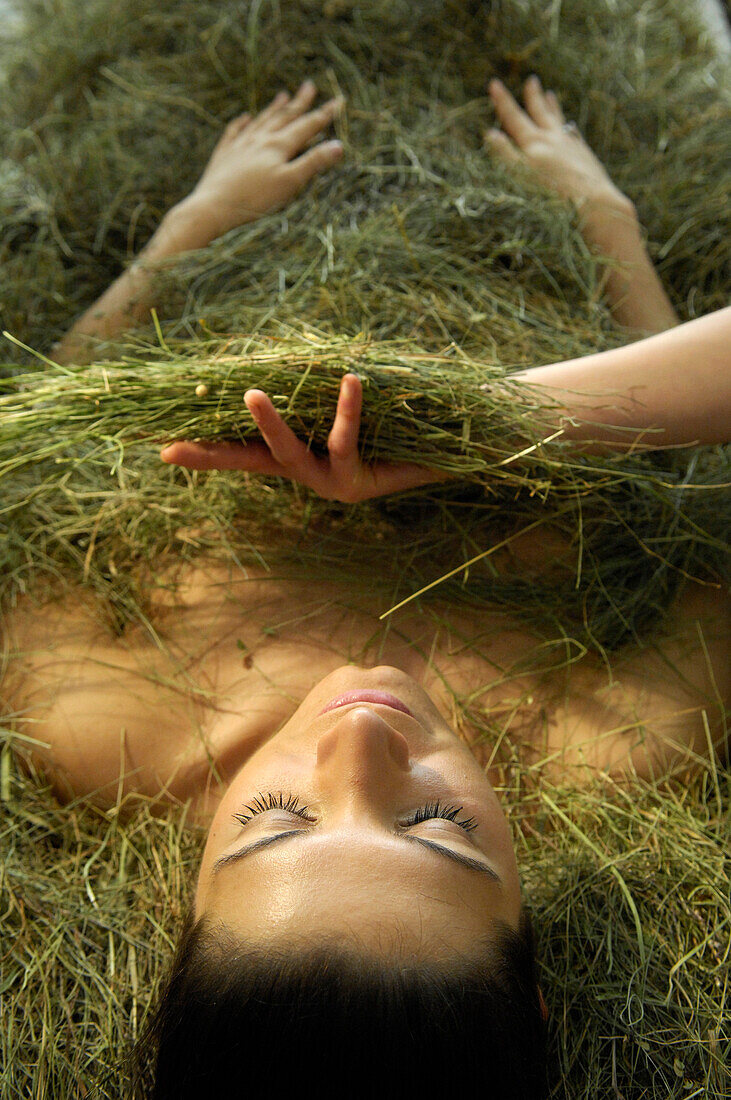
[488,78,538,146]
[215,113,251,151]
[269,79,318,129]
[160,439,286,474]
[545,89,565,124]
[286,138,344,186]
[209,112,251,157]
[327,374,362,480]
[244,389,310,468]
[225,111,252,136]
[280,97,343,155]
[523,75,555,128]
[483,128,522,167]
[248,90,290,130]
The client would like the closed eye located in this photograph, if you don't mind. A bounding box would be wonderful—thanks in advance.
[233,791,477,833]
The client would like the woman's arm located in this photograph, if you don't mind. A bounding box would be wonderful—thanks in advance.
[53,82,344,365]
[486,77,679,335]
[516,307,731,450]
[52,201,218,365]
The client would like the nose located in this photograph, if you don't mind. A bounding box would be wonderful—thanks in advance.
[316,707,411,778]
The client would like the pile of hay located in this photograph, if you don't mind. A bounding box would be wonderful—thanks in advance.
[0,1,729,1096]
[2,753,729,1098]
[1,0,729,352]
[2,332,729,649]
[0,0,728,641]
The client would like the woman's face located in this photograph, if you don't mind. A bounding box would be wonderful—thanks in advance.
[196,665,522,961]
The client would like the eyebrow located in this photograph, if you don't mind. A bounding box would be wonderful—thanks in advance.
[211,829,502,882]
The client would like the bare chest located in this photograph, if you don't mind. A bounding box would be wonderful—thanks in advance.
[3,559,550,811]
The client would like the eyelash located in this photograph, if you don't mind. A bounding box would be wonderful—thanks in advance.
[407,800,477,833]
[234,791,315,826]
[233,792,477,833]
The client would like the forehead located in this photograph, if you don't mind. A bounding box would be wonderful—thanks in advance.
[203,830,511,951]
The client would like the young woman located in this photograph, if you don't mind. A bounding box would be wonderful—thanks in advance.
[4,78,729,1097]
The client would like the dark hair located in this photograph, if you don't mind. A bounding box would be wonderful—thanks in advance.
[132,907,546,1099]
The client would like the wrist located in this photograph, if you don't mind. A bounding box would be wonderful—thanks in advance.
[146,196,220,260]
[577,190,639,245]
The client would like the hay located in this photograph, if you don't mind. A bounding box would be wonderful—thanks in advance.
[1,330,729,650]
[0,0,729,1096]
[2,745,729,1097]
[0,0,728,641]
[1,0,729,356]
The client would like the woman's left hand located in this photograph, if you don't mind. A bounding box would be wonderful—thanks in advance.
[485,76,633,219]
[181,80,344,241]
[160,374,448,502]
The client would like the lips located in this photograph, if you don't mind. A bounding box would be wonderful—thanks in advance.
[319,690,414,718]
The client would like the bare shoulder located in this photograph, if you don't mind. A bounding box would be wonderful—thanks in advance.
[543,580,730,783]
[1,575,216,808]
[0,553,381,810]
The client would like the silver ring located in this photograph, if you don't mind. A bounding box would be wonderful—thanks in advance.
[562,121,579,135]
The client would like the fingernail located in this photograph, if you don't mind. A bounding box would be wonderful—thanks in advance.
[489,78,502,92]
[244,391,263,416]
[327,139,343,153]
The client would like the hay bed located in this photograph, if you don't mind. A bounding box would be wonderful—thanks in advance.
[0,1,729,1096]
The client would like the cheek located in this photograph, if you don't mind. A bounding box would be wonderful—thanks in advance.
[434,752,503,812]
[194,791,241,912]
[193,852,210,916]
[459,773,516,860]
[224,750,313,803]
[481,792,515,855]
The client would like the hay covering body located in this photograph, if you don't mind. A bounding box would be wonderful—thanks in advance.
[0,1,729,1097]
[1,334,729,651]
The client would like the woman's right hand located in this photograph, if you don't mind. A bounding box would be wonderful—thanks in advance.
[485,76,635,220]
[160,374,449,503]
[177,80,344,242]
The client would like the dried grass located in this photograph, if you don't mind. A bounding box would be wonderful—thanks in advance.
[0,1,729,1096]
